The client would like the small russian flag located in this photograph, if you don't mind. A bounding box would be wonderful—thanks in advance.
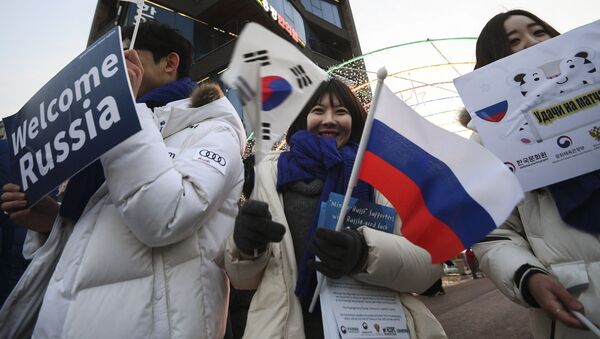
[474,100,508,122]
[358,86,522,262]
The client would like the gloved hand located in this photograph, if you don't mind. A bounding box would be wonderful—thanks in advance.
[309,227,369,279]
[233,200,286,256]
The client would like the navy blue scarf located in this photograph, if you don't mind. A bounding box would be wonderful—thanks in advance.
[548,169,600,234]
[59,78,197,223]
[277,130,373,306]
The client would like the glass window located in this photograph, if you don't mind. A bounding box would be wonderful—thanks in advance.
[123,3,235,61]
[268,0,307,45]
[301,0,342,28]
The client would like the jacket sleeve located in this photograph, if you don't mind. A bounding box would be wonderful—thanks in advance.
[224,235,272,290]
[472,208,545,307]
[352,227,442,294]
[224,154,283,290]
[100,103,242,247]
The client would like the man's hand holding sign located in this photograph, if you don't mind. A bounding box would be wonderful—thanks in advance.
[124,49,144,98]
[1,183,58,233]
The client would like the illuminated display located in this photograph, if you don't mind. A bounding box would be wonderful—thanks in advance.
[256,0,306,47]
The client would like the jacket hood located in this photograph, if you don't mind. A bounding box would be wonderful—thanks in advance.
[157,93,246,155]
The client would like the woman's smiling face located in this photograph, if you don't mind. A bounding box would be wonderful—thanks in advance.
[306,93,352,148]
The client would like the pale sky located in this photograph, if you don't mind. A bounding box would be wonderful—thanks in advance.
[1,0,599,119]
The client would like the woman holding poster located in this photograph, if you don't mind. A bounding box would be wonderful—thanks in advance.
[471,10,600,339]
[224,78,447,339]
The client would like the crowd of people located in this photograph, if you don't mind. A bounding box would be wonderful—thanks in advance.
[0,9,597,339]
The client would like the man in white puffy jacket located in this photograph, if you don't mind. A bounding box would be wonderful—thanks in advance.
[0,23,245,338]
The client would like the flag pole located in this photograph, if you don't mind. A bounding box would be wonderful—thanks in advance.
[128,1,144,50]
[308,67,388,313]
[253,70,263,257]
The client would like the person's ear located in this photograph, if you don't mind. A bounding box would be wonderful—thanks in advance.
[164,52,180,76]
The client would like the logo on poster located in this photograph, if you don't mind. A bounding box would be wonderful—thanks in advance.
[383,326,397,335]
[556,135,573,148]
[590,125,600,141]
[504,162,516,173]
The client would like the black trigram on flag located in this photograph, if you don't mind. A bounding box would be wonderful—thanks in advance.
[234,76,256,104]
[290,65,312,89]
[261,122,271,140]
[244,50,270,66]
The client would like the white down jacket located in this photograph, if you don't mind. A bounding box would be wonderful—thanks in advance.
[0,96,245,338]
[473,188,600,339]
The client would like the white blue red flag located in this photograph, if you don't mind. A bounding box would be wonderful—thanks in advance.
[222,23,328,162]
[358,85,524,263]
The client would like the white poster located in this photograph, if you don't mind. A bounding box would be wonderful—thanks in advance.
[454,20,600,191]
[320,277,409,339]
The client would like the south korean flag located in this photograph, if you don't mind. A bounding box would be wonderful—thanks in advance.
[222,23,328,162]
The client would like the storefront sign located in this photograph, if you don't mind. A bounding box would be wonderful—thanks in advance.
[256,0,306,47]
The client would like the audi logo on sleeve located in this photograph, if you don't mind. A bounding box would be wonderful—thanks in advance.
[198,149,227,166]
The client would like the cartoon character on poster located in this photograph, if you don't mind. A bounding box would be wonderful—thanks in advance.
[474,48,600,145]
[454,19,600,191]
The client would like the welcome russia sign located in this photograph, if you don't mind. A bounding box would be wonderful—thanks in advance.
[3,26,140,205]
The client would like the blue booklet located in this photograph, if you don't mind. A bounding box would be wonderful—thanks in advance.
[317,192,396,234]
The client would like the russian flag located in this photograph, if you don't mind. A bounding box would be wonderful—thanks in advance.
[474,100,508,122]
[358,85,523,263]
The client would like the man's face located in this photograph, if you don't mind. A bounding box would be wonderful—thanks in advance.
[136,49,170,98]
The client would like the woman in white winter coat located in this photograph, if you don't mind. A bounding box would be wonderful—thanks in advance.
[471,10,600,339]
[225,78,447,339]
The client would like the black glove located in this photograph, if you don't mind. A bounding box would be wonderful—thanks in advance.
[309,227,369,279]
[233,200,286,255]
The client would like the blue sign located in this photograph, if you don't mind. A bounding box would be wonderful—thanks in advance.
[317,192,396,234]
[3,26,140,205]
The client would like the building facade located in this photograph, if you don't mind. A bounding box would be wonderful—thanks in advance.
[89,0,363,83]
[88,0,367,136]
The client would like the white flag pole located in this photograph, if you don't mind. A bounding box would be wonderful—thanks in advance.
[308,67,388,313]
[128,1,144,50]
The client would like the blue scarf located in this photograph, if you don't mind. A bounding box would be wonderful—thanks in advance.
[59,78,197,223]
[548,169,600,234]
[137,77,197,109]
[277,130,373,306]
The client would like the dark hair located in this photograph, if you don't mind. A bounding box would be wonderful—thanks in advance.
[457,107,471,128]
[122,21,193,78]
[285,78,366,145]
[474,9,560,69]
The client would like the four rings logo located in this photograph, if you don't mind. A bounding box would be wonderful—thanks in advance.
[198,149,226,166]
